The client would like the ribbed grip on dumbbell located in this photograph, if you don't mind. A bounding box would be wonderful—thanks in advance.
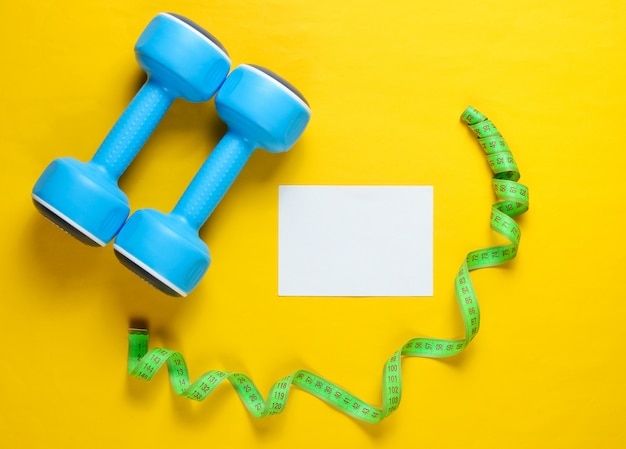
[172,132,254,230]
[91,80,173,180]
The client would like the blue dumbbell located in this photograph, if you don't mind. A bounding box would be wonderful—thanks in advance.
[32,13,231,246]
[113,64,311,296]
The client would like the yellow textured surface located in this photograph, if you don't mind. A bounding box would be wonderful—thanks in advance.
[1,0,625,447]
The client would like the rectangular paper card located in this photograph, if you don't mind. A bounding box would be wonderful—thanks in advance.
[278,185,433,297]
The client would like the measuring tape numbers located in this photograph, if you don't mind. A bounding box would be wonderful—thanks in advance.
[127,106,529,423]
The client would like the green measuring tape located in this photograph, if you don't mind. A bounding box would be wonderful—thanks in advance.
[127,106,529,423]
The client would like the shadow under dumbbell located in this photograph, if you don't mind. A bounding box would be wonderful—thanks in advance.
[24,214,113,296]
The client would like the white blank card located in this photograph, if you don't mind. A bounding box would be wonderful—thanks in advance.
[278,185,433,297]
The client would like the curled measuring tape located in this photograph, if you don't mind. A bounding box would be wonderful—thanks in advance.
[127,106,529,423]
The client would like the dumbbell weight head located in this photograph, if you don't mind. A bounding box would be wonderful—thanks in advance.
[135,13,230,102]
[32,158,131,246]
[114,65,311,296]
[215,64,310,151]
[32,13,231,246]
[114,209,208,296]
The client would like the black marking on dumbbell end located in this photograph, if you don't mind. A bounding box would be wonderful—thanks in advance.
[247,64,309,106]
[33,199,100,247]
[114,249,182,297]
[166,13,229,56]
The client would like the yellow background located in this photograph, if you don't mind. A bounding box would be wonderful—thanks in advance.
[1,0,625,447]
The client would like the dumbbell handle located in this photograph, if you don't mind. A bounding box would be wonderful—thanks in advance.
[90,79,173,180]
[172,131,254,230]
